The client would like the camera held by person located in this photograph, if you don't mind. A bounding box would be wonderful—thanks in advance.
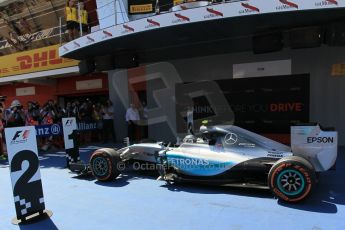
[11,105,23,111]
[6,100,25,127]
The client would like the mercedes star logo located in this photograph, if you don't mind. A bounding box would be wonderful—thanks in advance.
[224,132,238,145]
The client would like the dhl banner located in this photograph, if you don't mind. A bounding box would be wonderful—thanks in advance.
[0,45,79,78]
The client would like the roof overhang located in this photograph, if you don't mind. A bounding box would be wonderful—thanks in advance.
[59,1,345,63]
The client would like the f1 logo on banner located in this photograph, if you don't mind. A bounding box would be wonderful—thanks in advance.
[65,119,74,127]
[11,130,30,144]
[62,117,80,165]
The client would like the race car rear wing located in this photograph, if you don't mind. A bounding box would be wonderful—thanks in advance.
[291,124,338,172]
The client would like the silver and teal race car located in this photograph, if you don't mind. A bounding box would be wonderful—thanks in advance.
[88,123,337,203]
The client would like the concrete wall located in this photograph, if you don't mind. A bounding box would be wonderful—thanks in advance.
[108,46,345,145]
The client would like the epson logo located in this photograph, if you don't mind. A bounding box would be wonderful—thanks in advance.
[307,137,334,143]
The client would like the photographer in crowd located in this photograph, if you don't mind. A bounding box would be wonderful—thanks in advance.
[40,100,56,151]
[5,100,25,127]
[0,100,25,160]
[0,97,120,157]
[26,101,41,126]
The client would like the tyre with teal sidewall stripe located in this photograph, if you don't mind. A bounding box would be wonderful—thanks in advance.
[268,156,315,203]
[90,148,121,181]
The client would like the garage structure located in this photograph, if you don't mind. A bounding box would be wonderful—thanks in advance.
[59,0,345,145]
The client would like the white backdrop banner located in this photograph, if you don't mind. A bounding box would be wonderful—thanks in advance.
[233,60,292,78]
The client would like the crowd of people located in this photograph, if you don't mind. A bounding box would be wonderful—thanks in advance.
[0,97,150,160]
[0,98,116,160]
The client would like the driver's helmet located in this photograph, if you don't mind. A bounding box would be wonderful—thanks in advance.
[200,120,208,132]
[183,134,197,143]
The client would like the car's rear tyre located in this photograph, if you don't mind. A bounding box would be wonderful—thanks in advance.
[89,148,121,181]
[268,156,315,203]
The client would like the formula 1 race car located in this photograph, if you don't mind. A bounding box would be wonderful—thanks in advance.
[85,123,337,203]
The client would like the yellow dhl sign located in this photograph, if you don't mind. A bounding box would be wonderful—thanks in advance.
[130,4,153,13]
[0,45,79,78]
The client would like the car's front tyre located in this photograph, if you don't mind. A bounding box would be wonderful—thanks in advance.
[268,156,316,203]
[89,148,121,181]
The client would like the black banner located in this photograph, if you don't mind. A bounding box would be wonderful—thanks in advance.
[176,74,310,134]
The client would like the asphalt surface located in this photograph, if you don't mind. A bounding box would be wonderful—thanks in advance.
[0,145,344,230]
